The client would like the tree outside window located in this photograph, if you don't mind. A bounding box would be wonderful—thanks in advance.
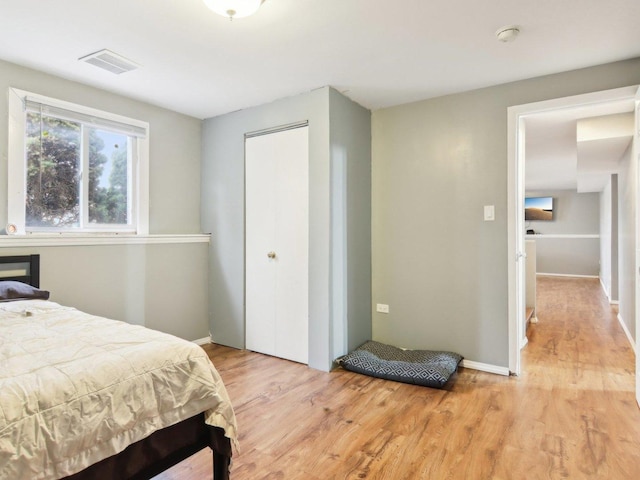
[26,114,130,229]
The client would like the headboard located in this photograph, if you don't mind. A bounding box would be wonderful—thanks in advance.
[0,255,41,287]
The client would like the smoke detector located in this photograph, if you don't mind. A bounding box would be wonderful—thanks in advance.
[79,49,140,74]
[496,26,520,43]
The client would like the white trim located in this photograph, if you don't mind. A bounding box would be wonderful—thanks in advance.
[0,233,210,247]
[461,359,510,376]
[598,277,620,304]
[536,272,599,279]
[600,276,610,301]
[520,335,529,349]
[525,234,599,239]
[192,336,212,346]
[136,131,150,235]
[7,88,26,234]
[617,314,636,355]
[507,109,525,376]
[17,89,149,132]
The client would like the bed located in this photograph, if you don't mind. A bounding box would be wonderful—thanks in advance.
[0,255,236,480]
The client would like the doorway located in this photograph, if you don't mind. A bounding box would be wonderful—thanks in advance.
[507,85,639,377]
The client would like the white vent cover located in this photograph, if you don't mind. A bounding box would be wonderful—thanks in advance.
[79,49,140,74]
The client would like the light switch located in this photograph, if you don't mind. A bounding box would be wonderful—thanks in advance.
[376,304,389,314]
[484,205,495,221]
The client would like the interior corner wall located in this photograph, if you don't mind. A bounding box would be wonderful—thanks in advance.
[371,57,640,368]
[611,175,619,302]
[618,143,636,341]
[600,179,614,299]
[201,88,334,371]
[328,88,372,357]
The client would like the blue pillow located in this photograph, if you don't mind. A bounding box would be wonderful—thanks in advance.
[0,281,50,302]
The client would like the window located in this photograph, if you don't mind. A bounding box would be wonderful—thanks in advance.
[8,88,149,234]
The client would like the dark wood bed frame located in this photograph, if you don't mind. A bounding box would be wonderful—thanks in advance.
[0,255,232,480]
[0,254,40,286]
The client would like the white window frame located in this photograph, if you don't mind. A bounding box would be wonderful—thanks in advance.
[7,88,149,235]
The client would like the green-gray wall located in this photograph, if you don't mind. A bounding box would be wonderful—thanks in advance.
[525,190,600,276]
[0,243,209,340]
[372,58,640,368]
[0,59,210,340]
[619,143,636,340]
[201,87,371,371]
[329,88,372,357]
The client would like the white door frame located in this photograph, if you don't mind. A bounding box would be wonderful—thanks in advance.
[507,86,639,376]
[634,86,640,407]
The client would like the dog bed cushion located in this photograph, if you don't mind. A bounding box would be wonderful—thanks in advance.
[337,340,463,388]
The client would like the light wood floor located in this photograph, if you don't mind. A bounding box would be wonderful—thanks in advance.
[156,276,640,479]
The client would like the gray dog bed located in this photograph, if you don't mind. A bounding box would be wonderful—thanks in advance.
[336,340,463,388]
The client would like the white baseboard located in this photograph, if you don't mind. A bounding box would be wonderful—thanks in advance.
[461,359,510,376]
[617,314,636,355]
[537,272,599,279]
[599,276,610,301]
[598,277,620,304]
[192,336,212,345]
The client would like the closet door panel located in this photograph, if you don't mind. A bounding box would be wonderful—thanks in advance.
[273,127,309,364]
[245,135,277,357]
[245,126,309,364]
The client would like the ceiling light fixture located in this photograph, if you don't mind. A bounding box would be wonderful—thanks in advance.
[496,25,520,43]
[203,0,265,20]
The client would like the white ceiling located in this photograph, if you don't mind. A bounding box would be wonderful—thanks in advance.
[1,0,639,191]
[525,99,635,192]
[0,0,638,120]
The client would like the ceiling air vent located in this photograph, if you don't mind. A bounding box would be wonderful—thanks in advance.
[79,49,140,74]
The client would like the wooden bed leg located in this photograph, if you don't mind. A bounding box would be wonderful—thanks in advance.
[213,451,231,480]
[209,425,232,480]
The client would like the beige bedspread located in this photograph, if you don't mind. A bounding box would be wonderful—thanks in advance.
[0,300,237,480]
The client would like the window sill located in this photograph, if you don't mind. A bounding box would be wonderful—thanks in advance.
[0,233,211,248]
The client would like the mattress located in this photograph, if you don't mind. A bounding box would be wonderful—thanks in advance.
[0,300,237,480]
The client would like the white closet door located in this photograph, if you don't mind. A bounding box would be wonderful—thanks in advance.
[245,126,309,364]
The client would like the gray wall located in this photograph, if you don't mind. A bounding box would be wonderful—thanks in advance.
[372,58,640,368]
[526,190,600,276]
[328,88,372,355]
[201,87,371,371]
[0,59,210,340]
[618,144,636,341]
[0,243,210,340]
[600,176,619,302]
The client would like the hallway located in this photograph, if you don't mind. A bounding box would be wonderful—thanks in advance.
[517,275,638,478]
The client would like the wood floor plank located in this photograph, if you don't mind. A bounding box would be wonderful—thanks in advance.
[155,276,640,479]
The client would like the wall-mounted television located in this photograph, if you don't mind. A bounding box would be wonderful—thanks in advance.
[525,196,553,221]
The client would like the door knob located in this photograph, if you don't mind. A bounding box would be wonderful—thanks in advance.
[267,251,276,259]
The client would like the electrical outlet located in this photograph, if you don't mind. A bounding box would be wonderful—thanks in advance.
[376,304,389,314]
